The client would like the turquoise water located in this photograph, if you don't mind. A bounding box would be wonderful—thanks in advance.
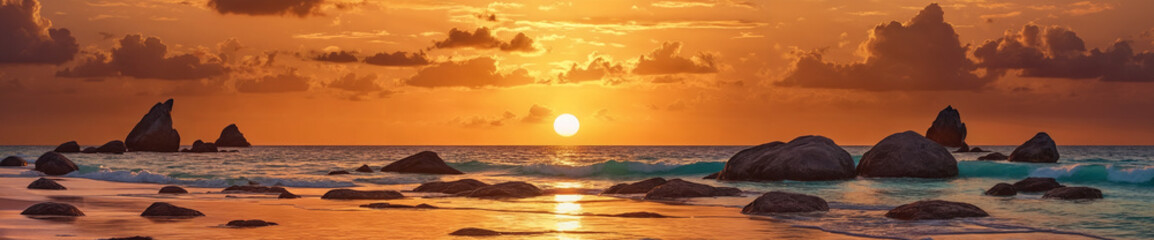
[1,145,1151,239]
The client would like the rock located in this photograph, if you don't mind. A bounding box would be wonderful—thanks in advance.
[856,131,958,178]
[321,189,404,200]
[94,140,127,154]
[450,228,502,236]
[613,212,668,218]
[954,143,970,152]
[103,236,153,240]
[702,172,719,179]
[970,147,988,152]
[140,202,204,217]
[462,181,543,199]
[223,186,290,194]
[984,183,1016,196]
[186,140,218,153]
[359,202,423,209]
[125,99,181,152]
[27,178,67,190]
[82,147,98,153]
[603,178,668,194]
[328,170,350,175]
[885,200,989,220]
[214,124,251,147]
[381,151,463,175]
[278,192,301,199]
[718,136,856,181]
[413,179,489,194]
[34,152,79,176]
[1,156,27,166]
[925,106,967,148]
[1009,132,1060,163]
[226,219,278,227]
[415,203,437,209]
[20,202,84,216]
[1043,187,1103,200]
[1012,177,1064,192]
[643,179,742,200]
[355,164,374,173]
[158,186,188,194]
[977,152,1009,161]
[54,141,81,153]
[741,191,829,214]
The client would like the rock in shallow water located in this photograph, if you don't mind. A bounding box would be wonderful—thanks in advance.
[925,106,968,148]
[602,178,667,194]
[1,156,28,166]
[984,183,1016,196]
[612,212,668,218]
[413,179,488,194]
[717,136,856,181]
[461,181,542,199]
[643,179,741,200]
[35,152,78,176]
[328,170,350,175]
[27,178,67,190]
[278,192,301,199]
[94,140,127,154]
[226,219,278,227]
[1009,132,1059,163]
[125,99,181,152]
[742,191,829,215]
[102,236,153,240]
[1012,177,1064,192]
[977,152,1008,161]
[322,189,404,200]
[54,141,81,153]
[223,186,290,194]
[158,186,187,194]
[215,124,251,147]
[381,151,463,175]
[21,202,84,216]
[450,228,502,236]
[856,131,958,178]
[1043,187,1103,200]
[885,200,988,220]
[140,202,204,217]
[355,164,374,173]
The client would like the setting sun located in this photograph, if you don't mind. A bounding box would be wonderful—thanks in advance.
[553,114,580,137]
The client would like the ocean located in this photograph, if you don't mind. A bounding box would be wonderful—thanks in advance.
[2,145,1152,239]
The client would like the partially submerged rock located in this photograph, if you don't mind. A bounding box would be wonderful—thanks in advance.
[612,212,668,218]
[359,202,436,209]
[450,228,502,236]
[355,164,374,173]
[1,156,27,166]
[21,202,84,216]
[1009,132,1060,163]
[223,186,289,194]
[462,181,543,199]
[856,131,958,178]
[885,200,989,220]
[54,141,81,153]
[158,186,188,194]
[602,178,667,194]
[34,152,79,176]
[717,136,856,181]
[969,147,988,152]
[984,183,1016,196]
[328,170,350,175]
[702,172,719,179]
[977,152,1008,161]
[214,124,252,147]
[94,140,127,154]
[413,179,489,194]
[103,236,153,240]
[1012,177,1064,192]
[742,191,829,215]
[226,219,278,227]
[140,202,204,217]
[1043,187,1103,200]
[381,151,463,175]
[322,189,404,200]
[125,99,181,152]
[953,143,970,152]
[27,178,67,190]
[278,192,301,199]
[643,179,741,200]
[82,147,98,153]
[925,106,968,148]
[183,140,218,153]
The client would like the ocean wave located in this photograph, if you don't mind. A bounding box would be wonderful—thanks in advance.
[449,160,726,178]
[957,161,1154,184]
[61,165,356,188]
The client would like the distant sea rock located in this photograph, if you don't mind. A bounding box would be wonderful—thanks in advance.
[183,140,218,153]
[222,185,290,194]
[885,200,988,220]
[21,202,84,216]
[321,189,404,200]
[413,179,489,194]
[1013,177,1064,192]
[857,131,958,178]
[925,106,967,148]
[381,151,463,175]
[603,178,667,194]
[355,164,374,173]
[977,152,1008,161]
[717,135,856,181]
[742,191,829,215]
[34,152,78,176]
[215,124,251,147]
[1009,132,1059,163]
[94,140,127,154]
[984,183,1016,196]
[226,219,278,227]
[82,147,97,153]
[643,179,741,200]
[158,186,188,194]
[450,228,502,236]
[1043,187,1103,200]
[1,156,27,166]
[27,178,67,190]
[140,202,204,217]
[125,99,180,152]
[462,181,542,199]
[328,170,350,175]
[53,141,81,153]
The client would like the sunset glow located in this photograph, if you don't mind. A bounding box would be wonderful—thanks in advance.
[553,114,580,137]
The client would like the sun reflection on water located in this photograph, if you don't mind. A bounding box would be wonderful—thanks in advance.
[554,194,584,232]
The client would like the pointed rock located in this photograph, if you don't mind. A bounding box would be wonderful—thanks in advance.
[125,99,180,152]
[27,178,67,190]
[925,106,967,147]
[215,124,251,147]
[355,164,374,173]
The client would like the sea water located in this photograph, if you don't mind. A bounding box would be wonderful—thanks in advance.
[1,145,1151,239]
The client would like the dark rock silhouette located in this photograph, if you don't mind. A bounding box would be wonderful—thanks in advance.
[182,140,218,153]
[104,236,153,240]
[702,172,719,179]
[359,202,437,209]
[34,152,78,175]
[27,178,66,190]
[969,147,988,152]
[82,147,97,153]
[413,179,489,194]
[278,191,301,199]
[925,106,967,147]
[1,156,27,166]
[643,179,741,200]
[94,140,127,154]
[603,178,668,194]
[355,164,374,173]
[381,151,463,174]
[1013,177,1064,192]
[742,191,829,214]
[21,202,84,216]
[462,181,543,199]
[984,183,1016,196]
[857,131,958,178]
[718,136,856,181]
[54,141,81,153]
[125,99,180,152]
[223,185,290,194]
[954,142,970,152]
[215,124,252,147]
[450,228,502,236]
[977,152,1008,161]
[1009,132,1059,163]
[158,186,188,194]
[328,170,350,175]
[322,189,404,200]
[226,219,278,227]
[140,202,204,217]
[1043,187,1103,200]
[885,200,988,220]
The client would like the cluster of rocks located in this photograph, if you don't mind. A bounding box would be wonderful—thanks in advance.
[984,177,1103,200]
[599,178,740,200]
[327,164,375,175]
[49,99,251,156]
[51,140,127,154]
[326,151,464,176]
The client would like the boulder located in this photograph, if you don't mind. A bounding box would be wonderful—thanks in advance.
[885,200,989,220]
[95,140,127,154]
[742,191,829,215]
[54,141,81,153]
[450,228,502,236]
[140,202,204,217]
[1009,132,1059,163]
[321,189,404,200]
[278,192,301,199]
[462,181,543,199]
[223,185,289,194]
[1012,177,1064,192]
[355,164,374,173]
[643,179,742,200]
[104,236,153,240]
[214,124,252,147]
[925,106,967,148]
[413,179,489,194]
[977,152,1008,161]
[954,143,970,152]
[27,178,67,190]
[381,151,463,175]
[34,152,79,176]
[702,172,719,179]
[158,186,188,194]
[1,156,27,166]
[717,136,856,181]
[20,202,84,216]
[603,178,668,194]
[1043,187,1103,200]
[184,140,218,153]
[359,202,435,209]
[328,170,350,175]
[613,212,668,218]
[984,183,1016,196]
[226,219,278,227]
[970,147,988,152]
[125,99,181,152]
[82,147,98,153]
[856,131,958,178]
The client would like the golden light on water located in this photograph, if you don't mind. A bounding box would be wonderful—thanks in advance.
[554,194,584,232]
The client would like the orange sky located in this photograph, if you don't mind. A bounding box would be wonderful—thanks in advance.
[2,0,1154,146]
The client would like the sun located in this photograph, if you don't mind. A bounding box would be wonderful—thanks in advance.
[553,114,580,137]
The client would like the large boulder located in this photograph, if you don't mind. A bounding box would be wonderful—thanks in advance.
[602,178,667,194]
[1009,132,1059,163]
[742,191,829,215]
[925,106,967,148]
[717,136,856,181]
[54,141,81,153]
[1,156,27,166]
[321,189,404,200]
[214,124,251,147]
[984,183,1016,196]
[1012,177,1064,192]
[95,140,127,154]
[856,131,958,178]
[125,99,181,152]
[413,179,489,194]
[140,202,204,217]
[885,200,989,220]
[34,152,79,176]
[462,181,543,199]
[183,140,218,153]
[27,178,67,190]
[977,152,1008,161]
[82,147,97,153]
[21,202,84,216]
[643,179,741,200]
[1043,187,1102,200]
[381,151,463,175]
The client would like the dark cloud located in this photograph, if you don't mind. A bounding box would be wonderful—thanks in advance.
[328,73,381,92]
[974,24,1154,82]
[363,51,431,66]
[207,0,324,17]
[0,0,78,64]
[521,104,554,123]
[432,27,538,52]
[633,42,718,75]
[235,70,311,93]
[406,57,537,88]
[777,4,989,91]
[56,35,226,80]
[558,57,625,83]
[314,51,357,63]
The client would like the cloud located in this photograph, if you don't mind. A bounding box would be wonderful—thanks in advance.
[558,57,625,83]
[633,42,718,75]
[406,57,537,88]
[235,70,311,93]
[328,73,381,92]
[454,111,516,128]
[432,27,538,52]
[363,51,431,66]
[521,104,554,123]
[974,24,1154,82]
[207,0,324,17]
[593,109,615,121]
[314,51,357,63]
[56,34,226,80]
[0,0,78,64]
[777,3,989,91]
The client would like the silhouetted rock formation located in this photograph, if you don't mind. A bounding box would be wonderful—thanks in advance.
[278,192,301,199]
[27,178,66,190]
[21,202,84,216]
[54,141,81,153]
[462,181,543,199]
[603,178,668,194]
[612,212,668,218]
[643,179,741,200]
[182,140,218,153]
[94,140,127,154]
[984,183,1016,196]
[1043,187,1103,200]
[140,202,204,217]
[158,186,187,194]
[885,200,988,220]
[226,219,278,227]
[969,147,988,152]
[381,151,463,174]
[359,202,438,209]
[125,99,180,152]
[954,142,970,152]
[413,179,488,194]
[1013,177,1064,192]
[857,131,958,178]
[34,152,78,175]
[718,136,855,181]
[1,156,27,166]
[103,236,153,240]
[702,172,719,179]
[322,189,404,200]
[742,191,829,215]
[215,124,251,147]
[355,164,374,173]
[977,152,1008,161]
[925,106,967,147]
[450,228,502,236]
[328,170,350,175]
[82,147,97,153]
[1009,132,1059,163]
